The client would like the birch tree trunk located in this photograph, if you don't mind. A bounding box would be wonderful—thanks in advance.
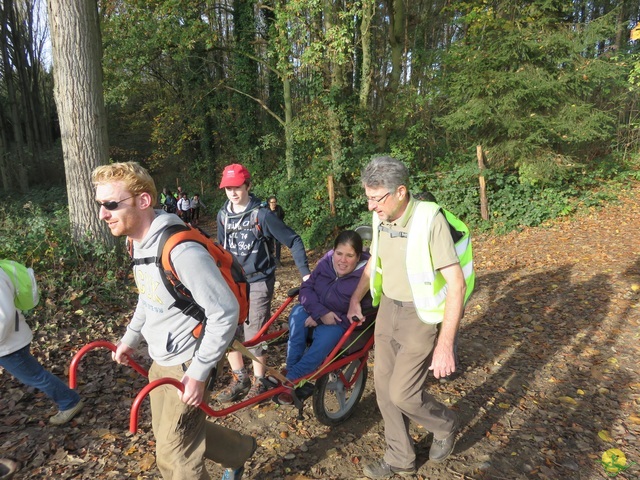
[48,0,114,246]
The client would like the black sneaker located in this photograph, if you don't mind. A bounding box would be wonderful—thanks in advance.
[429,415,459,462]
[362,458,416,479]
[216,374,251,403]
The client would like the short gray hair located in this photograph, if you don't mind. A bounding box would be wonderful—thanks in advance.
[360,156,409,191]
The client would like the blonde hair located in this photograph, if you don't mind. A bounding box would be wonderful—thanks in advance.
[92,162,157,202]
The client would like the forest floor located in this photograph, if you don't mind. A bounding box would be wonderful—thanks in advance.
[1,182,639,480]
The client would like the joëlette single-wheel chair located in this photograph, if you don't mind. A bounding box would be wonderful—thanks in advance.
[69,286,377,432]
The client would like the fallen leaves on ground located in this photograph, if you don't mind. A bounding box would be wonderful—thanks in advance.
[2,182,640,479]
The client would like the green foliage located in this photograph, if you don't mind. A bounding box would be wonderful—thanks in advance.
[411,158,483,225]
[436,2,631,176]
[71,0,640,248]
[404,150,637,235]
[254,157,367,250]
[0,188,132,320]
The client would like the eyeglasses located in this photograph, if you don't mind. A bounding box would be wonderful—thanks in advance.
[96,194,138,211]
[366,192,391,205]
[269,201,277,204]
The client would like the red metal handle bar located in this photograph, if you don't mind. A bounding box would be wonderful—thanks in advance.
[69,340,148,389]
[129,344,373,433]
[129,377,301,432]
[243,294,296,348]
[130,377,220,433]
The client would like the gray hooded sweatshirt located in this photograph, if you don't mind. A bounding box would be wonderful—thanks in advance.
[120,210,238,382]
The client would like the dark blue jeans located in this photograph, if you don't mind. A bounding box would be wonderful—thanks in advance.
[0,344,80,410]
[286,304,345,381]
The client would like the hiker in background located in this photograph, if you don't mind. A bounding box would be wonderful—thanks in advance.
[178,192,192,224]
[159,187,168,210]
[275,230,372,405]
[216,164,311,402]
[267,196,285,266]
[348,156,474,478]
[93,161,256,480]
[0,268,84,425]
[191,193,206,227]
[164,190,178,214]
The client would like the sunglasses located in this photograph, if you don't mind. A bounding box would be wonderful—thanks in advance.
[96,194,138,211]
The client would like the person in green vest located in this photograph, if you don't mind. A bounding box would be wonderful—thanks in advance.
[159,187,168,209]
[348,156,475,479]
[1,267,84,425]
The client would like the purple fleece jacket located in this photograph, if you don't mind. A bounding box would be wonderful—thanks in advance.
[299,249,373,329]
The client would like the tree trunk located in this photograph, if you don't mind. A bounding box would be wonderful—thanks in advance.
[359,0,374,110]
[48,0,114,246]
[387,0,404,93]
[0,129,9,190]
[283,75,295,180]
[8,1,40,171]
[323,0,344,177]
[378,0,405,151]
[1,0,28,192]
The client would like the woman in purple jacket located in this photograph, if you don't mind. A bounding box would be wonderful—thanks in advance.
[277,231,372,404]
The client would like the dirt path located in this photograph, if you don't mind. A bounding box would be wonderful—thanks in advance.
[2,184,639,479]
[215,184,640,480]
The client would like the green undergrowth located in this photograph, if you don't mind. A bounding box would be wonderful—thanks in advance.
[0,188,134,333]
[1,157,636,320]
[412,155,638,236]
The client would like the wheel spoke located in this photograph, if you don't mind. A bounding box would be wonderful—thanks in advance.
[313,358,368,426]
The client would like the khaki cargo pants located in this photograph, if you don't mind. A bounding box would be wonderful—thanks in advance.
[374,295,458,469]
[148,362,255,480]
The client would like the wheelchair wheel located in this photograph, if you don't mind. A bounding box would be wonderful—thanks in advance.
[312,358,368,426]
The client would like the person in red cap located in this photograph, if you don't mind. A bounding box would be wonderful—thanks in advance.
[216,164,311,402]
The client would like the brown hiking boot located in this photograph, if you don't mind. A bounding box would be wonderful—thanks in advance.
[245,377,270,401]
[216,373,251,403]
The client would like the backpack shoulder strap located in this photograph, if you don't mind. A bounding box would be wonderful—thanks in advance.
[251,206,264,238]
[131,224,207,323]
[221,205,264,238]
[377,224,408,238]
[159,224,207,281]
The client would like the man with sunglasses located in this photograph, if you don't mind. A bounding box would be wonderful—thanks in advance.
[347,156,474,479]
[92,162,256,480]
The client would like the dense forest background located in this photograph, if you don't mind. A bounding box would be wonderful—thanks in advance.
[1,0,640,248]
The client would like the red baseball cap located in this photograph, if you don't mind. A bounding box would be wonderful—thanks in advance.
[219,164,251,188]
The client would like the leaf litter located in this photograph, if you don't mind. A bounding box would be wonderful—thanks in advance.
[1,182,640,479]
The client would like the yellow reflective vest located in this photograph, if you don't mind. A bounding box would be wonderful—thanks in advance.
[370,201,475,324]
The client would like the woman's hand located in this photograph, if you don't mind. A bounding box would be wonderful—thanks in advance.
[319,312,340,325]
[304,316,318,328]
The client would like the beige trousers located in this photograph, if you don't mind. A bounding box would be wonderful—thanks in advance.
[374,295,457,469]
[148,362,255,480]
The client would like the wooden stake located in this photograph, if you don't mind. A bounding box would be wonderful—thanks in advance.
[477,145,489,221]
[327,174,336,216]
